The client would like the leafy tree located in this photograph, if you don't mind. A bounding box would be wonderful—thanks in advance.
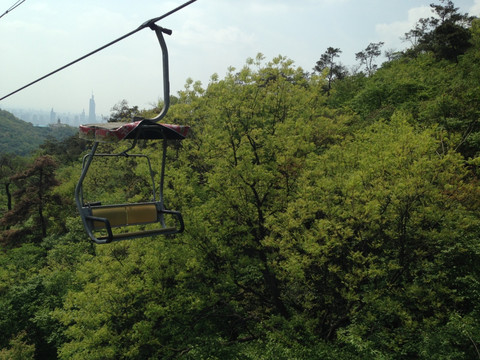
[0,331,35,360]
[404,0,474,61]
[384,48,403,62]
[403,17,431,48]
[0,244,50,358]
[268,115,480,357]
[54,55,357,358]
[0,154,26,214]
[355,42,384,76]
[108,100,140,122]
[344,31,480,159]
[39,136,89,164]
[313,47,347,95]
[1,155,60,245]
[2,15,480,358]
[0,228,93,359]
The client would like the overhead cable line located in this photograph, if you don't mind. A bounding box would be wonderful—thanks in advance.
[0,0,26,20]
[0,0,197,102]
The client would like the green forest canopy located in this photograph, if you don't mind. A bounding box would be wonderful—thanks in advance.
[0,109,76,156]
[1,2,480,359]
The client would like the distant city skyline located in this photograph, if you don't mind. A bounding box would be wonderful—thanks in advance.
[3,94,105,127]
[1,1,478,117]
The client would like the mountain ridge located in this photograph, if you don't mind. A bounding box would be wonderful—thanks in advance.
[0,108,76,155]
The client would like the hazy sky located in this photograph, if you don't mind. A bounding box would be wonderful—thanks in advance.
[1,0,479,117]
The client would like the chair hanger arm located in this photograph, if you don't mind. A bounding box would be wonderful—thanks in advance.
[147,24,171,123]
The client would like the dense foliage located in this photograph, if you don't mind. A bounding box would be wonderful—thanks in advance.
[1,3,480,358]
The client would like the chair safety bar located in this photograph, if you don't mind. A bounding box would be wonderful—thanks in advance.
[81,203,184,244]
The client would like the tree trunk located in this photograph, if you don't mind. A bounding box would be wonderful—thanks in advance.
[38,167,47,238]
[5,182,11,211]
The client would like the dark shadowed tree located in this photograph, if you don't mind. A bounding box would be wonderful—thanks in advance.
[355,42,384,76]
[403,18,431,47]
[0,154,25,214]
[39,136,89,164]
[108,100,140,122]
[314,47,347,95]
[384,48,403,62]
[404,0,474,61]
[1,156,60,245]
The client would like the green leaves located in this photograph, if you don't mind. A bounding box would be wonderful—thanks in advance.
[269,114,480,355]
[4,23,480,357]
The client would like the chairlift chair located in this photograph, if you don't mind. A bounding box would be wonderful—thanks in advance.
[74,24,189,244]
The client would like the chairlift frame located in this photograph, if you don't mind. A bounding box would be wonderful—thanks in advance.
[74,24,188,244]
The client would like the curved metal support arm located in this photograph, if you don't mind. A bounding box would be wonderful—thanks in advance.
[75,142,99,209]
[147,24,171,122]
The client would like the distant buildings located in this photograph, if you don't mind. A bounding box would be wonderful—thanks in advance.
[50,108,56,123]
[48,108,69,128]
[5,94,103,127]
[88,94,96,123]
[80,109,86,124]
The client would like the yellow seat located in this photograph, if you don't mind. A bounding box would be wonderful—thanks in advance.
[91,203,158,229]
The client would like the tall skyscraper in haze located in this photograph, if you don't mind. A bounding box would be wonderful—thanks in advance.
[88,94,96,122]
[50,108,56,123]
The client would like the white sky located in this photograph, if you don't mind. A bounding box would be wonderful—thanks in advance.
[0,0,479,117]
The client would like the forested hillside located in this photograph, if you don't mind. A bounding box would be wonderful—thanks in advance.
[1,1,480,359]
[0,109,76,155]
